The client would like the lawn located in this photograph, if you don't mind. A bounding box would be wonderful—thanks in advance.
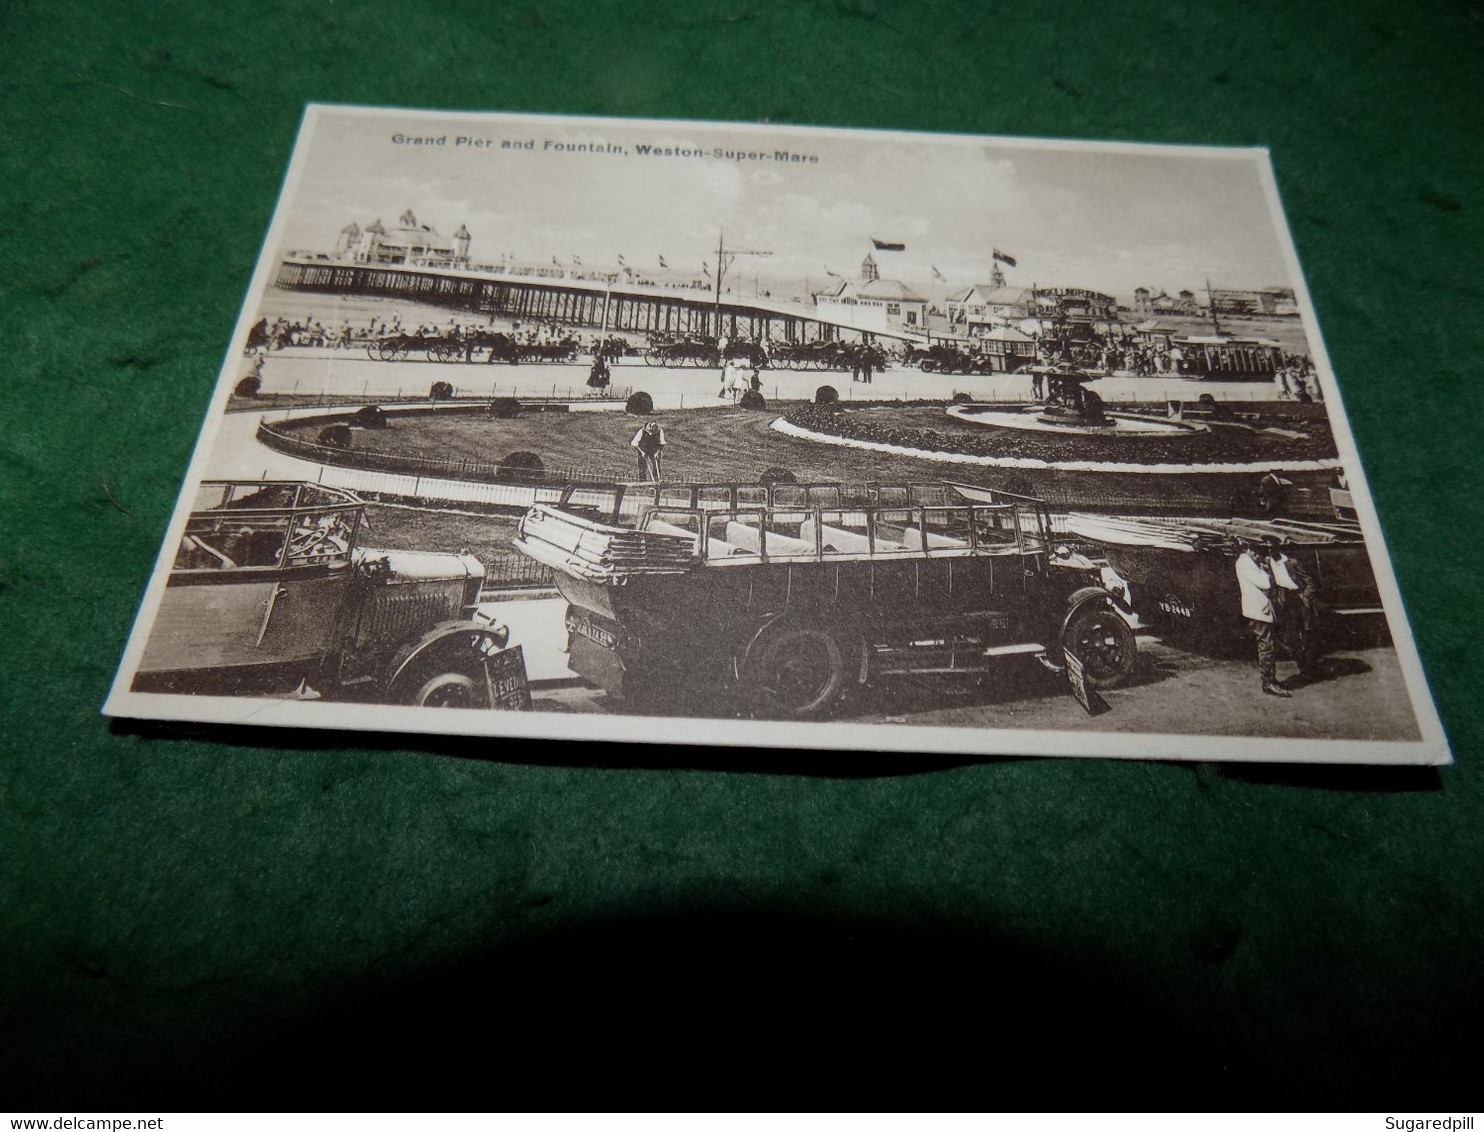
[314,401,1343,517]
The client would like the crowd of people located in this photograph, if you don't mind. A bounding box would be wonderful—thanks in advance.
[245,313,600,354]
[1028,332,1321,399]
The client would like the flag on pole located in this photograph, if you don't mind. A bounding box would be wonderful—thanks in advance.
[701,262,710,275]
[659,254,669,269]
[824,266,841,277]
[572,255,582,266]
[871,238,906,251]
[932,265,946,281]
[992,248,1017,267]
[617,254,626,265]
[552,256,561,266]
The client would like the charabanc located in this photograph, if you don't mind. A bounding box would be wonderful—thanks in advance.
[514,480,1136,718]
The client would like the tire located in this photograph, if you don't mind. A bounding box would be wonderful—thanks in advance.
[745,624,859,719]
[377,342,401,362]
[1062,601,1137,690]
[645,350,662,367]
[389,634,500,709]
[411,671,483,708]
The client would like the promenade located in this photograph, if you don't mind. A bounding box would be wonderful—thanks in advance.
[243,348,1287,410]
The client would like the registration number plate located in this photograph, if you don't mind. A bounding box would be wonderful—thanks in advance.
[487,646,532,710]
[566,612,619,651]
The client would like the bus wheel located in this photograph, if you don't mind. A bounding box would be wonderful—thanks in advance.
[746,625,860,719]
[1062,603,1136,690]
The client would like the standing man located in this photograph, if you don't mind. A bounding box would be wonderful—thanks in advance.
[1257,469,1292,517]
[1270,537,1322,680]
[1235,538,1292,697]
[630,420,667,482]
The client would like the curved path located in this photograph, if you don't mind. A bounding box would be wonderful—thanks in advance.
[246,349,1285,410]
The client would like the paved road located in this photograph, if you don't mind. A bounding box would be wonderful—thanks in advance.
[244,349,1285,409]
[528,636,1419,744]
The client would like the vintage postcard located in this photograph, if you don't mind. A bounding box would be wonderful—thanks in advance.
[104,104,1450,764]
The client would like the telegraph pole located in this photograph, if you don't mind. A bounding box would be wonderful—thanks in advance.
[713,230,772,339]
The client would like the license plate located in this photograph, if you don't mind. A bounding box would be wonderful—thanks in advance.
[487,646,532,710]
[567,611,618,650]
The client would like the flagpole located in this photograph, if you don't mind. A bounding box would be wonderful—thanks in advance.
[714,231,724,338]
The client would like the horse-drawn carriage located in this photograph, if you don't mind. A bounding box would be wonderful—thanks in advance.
[769,340,883,372]
[643,336,770,368]
[591,336,635,360]
[365,330,520,364]
[364,330,577,364]
[644,336,720,367]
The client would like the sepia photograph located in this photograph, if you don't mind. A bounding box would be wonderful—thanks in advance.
[103,104,1449,764]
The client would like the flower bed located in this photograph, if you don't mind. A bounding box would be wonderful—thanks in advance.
[782,402,1338,466]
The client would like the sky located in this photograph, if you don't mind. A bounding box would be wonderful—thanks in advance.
[274,108,1298,303]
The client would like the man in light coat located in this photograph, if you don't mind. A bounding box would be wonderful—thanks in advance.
[1235,537,1297,697]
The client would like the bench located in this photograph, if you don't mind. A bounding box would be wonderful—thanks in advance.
[798,520,901,554]
[724,520,816,557]
[644,518,747,558]
[897,527,970,550]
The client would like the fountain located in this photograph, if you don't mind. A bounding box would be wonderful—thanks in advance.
[946,366,1208,438]
[1038,368,1110,428]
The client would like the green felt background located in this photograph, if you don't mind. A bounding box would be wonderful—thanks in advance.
[2,0,1481,1108]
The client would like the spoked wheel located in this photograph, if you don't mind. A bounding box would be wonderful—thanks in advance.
[644,350,663,367]
[412,671,481,708]
[1062,603,1137,690]
[745,624,860,719]
[389,635,502,709]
